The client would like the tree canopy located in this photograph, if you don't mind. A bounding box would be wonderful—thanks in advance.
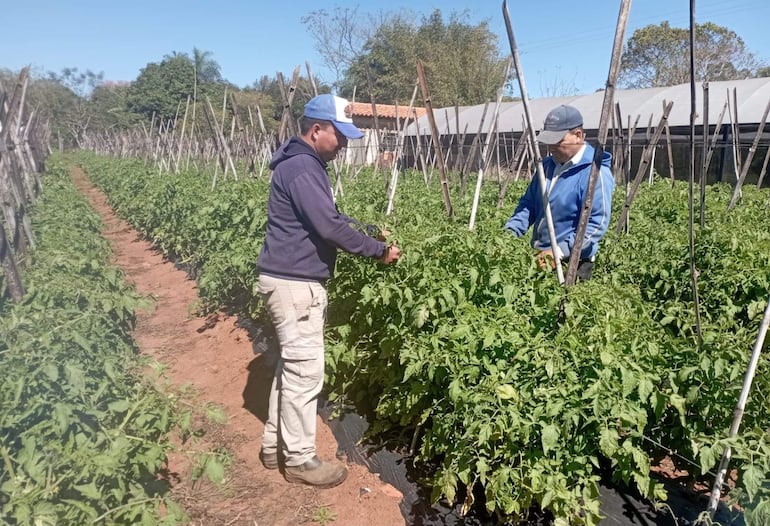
[619,21,764,88]
[305,8,508,107]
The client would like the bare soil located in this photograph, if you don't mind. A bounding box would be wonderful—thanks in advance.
[71,166,406,526]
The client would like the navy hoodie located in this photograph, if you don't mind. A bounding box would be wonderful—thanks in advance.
[257,137,386,282]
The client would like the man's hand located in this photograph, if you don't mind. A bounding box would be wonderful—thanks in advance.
[536,249,556,270]
[380,244,401,264]
[377,229,391,242]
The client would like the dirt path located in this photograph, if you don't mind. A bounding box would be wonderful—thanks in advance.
[70,166,405,526]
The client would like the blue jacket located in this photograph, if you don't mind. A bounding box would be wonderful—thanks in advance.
[504,144,614,260]
[257,137,385,282]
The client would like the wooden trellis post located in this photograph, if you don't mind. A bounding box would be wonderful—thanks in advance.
[416,59,453,219]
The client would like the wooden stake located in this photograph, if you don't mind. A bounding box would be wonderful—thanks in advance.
[416,60,453,219]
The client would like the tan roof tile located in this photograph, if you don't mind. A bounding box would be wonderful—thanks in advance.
[349,101,427,120]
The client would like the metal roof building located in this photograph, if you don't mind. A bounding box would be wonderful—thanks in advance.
[406,77,770,140]
[399,77,770,185]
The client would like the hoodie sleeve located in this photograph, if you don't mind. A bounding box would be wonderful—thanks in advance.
[563,165,615,259]
[289,168,386,258]
[504,177,540,237]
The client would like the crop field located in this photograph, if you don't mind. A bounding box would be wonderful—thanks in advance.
[50,151,769,525]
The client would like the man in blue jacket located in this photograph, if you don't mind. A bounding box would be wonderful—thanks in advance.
[504,105,614,281]
[257,94,400,488]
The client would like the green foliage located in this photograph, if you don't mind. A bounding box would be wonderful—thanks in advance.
[76,152,770,524]
[79,153,266,312]
[303,8,505,107]
[620,21,763,88]
[127,54,196,121]
[340,9,509,105]
[0,156,187,524]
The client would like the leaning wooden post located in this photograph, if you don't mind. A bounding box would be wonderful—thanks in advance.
[727,97,770,210]
[703,100,728,179]
[662,99,675,185]
[276,67,300,143]
[416,60,453,219]
[615,102,674,234]
[564,0,631,285]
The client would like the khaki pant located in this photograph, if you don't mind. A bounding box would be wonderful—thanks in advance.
[257,275,327,467]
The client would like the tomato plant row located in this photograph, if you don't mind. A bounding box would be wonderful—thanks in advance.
[0,158,198,524]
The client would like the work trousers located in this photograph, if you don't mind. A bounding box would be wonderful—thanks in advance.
[257,274,327,467]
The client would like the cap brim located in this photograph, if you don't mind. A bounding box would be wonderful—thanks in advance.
[332,120,364,140]
[536,129,569,145]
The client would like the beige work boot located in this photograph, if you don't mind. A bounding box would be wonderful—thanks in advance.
[259,449,279,470]
[284,455,348,489]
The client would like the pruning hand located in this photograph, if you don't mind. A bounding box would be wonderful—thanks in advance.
[381,244,401,264]
[536,249,557,270]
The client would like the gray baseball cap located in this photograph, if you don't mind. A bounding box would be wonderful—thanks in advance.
[536,105,583,144]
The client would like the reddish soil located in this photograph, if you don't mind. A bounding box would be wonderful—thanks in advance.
[71,166,406,526]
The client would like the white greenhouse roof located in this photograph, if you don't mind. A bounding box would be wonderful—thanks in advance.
[406,77,770,137]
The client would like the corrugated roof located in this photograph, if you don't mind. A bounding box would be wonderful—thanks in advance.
[406,77,770,136]
[349,101,427,120]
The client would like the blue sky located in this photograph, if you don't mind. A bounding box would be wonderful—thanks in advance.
[2,0,768,97]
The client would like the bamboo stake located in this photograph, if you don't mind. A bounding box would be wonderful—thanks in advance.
[663,99,675,185]
[305,61,318,98]
[503,0,570,283]
[470,56,512,230]
[614,104,626,184]
[366,68,381,181]
[174,95,191,173]
[386,82,419,216]
[497,125,531,208]
[707,294,770,516]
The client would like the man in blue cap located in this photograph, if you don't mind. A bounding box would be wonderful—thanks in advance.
[504,104,614,280]
[256,94,400,488]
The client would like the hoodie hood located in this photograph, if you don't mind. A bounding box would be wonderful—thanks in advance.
[269,136,325,171]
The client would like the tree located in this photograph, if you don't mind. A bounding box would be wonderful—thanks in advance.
[126,54,195,121]
[192,47,222,84]
[342,9,508,107]
[619,21,763,88]
[89,82,143,132]
[301,6,378,91]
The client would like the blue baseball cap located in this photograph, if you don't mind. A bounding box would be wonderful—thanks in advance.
[303,94,364,140]
[537,105,583,144]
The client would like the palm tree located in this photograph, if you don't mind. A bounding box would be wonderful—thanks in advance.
[192,47,222,84]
